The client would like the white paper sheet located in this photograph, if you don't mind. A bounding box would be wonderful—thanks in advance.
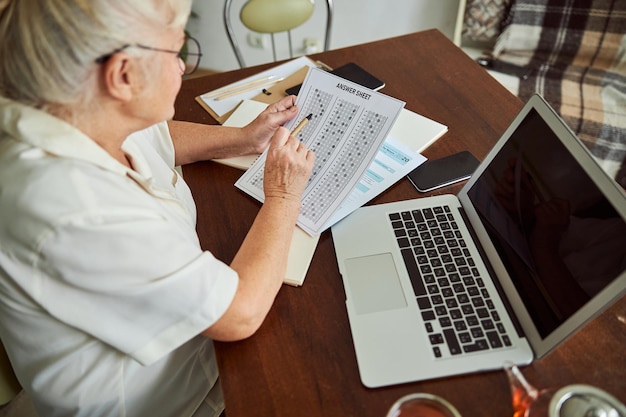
[323,136,426,229]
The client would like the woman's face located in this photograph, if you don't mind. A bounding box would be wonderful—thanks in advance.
[133,28,185,125]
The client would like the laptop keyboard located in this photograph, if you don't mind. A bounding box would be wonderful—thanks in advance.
[389,205,512,359]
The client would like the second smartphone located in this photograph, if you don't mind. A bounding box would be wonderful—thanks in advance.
[407,151,480,192]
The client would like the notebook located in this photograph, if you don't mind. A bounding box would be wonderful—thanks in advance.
[331,94,626,388]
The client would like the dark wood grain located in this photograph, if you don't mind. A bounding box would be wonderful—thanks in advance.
[175,30,626,417]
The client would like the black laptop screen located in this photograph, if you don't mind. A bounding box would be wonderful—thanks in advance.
[467,109,626,339]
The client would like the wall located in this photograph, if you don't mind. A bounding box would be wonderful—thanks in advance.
[187,0,462,72]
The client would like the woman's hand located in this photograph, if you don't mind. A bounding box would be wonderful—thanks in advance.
[263,127,315,204]
[168,95,300,165]
[207,126,314,341]
[242,95,299,154]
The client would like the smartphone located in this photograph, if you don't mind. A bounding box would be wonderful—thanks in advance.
[407,151,480,192]
[285,62,385,96]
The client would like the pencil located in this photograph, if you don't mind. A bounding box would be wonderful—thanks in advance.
[203,75,283,100]
[213,77,285,101]
[291,113,312,137]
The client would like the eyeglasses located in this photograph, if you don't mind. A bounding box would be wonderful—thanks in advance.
[95,36,202,75]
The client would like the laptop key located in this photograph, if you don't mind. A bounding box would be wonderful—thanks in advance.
[454,320,467,331]
[429,334,444,345]
[458,332,471,344]
[400,248,426,296]
[411,209,424,223]
[486,331,503,348]
[443,329,462,355]
[445,298,458,308]
[463,340,489,353]
[416,296,431,309]
[397,237,410,248]
[439,317,452,327]
[413,246,425,255]
[422,310,435,321]
[395,229,407,237]
[434,305,447,315]
[481,319,495,330]
[423,274,435,284]
[470,327,484,338]
[471,296,485,307]
[466,315,479,327]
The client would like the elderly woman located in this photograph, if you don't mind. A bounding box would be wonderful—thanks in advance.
[0,1,314,416]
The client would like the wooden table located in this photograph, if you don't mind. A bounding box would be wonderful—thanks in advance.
[175,29,626,417]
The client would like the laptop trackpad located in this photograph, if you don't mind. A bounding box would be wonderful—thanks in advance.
[344,253,407,315]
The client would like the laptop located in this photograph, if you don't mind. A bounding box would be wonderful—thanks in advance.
[331,94,626,388]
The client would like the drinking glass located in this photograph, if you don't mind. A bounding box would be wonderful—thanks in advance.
[385,393,462,417]
[505,361,556,417]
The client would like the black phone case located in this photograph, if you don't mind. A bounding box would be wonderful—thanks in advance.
[407,151,480,192]
[285,62,384,96]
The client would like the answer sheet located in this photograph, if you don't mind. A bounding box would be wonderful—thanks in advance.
[235,67,405,235]
[322,137,426,229]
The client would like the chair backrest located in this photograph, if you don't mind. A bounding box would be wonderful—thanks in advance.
[240,0,314,33]
[224,0,333,68]
[0,340,21,405]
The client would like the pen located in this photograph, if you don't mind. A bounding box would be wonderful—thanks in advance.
[291,113,312,137]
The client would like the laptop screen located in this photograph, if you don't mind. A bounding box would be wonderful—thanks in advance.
[466,108,626,339]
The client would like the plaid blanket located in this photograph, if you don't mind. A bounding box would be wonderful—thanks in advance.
[491,0,626,189]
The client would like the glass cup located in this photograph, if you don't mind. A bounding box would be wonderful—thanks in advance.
[386,393,462,417]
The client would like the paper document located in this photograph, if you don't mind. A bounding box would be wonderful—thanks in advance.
[235,68,405,236]
[323,137,426,229]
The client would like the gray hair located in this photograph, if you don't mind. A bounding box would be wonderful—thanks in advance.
[0,0,191,111]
